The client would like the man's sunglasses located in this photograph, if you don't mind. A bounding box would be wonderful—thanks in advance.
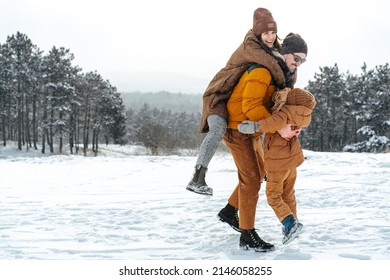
[292,53,306,64]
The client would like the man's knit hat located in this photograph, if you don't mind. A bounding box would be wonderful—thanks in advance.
[252,8,277,36]
[287,88,316,110]
[280,33,308,55]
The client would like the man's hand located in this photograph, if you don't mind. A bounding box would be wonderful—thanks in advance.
[277,124,302,141]
[238,120,260,134]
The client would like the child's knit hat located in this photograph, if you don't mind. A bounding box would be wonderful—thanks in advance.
[287,88,316,110]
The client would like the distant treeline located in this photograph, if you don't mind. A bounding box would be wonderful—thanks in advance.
[121,91,202,114]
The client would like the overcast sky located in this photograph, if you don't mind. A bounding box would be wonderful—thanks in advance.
[1,0,389,94]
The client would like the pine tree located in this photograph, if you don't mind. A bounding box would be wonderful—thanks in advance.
[304,64,346,151]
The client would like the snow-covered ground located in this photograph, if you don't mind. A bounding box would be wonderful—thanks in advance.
[1,144,389,278]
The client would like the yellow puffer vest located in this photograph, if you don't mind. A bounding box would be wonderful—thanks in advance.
[227,64,276,130]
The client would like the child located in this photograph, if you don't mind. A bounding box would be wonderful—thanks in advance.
[238,88,316,244]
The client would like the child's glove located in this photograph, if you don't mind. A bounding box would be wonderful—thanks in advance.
[271,87,291,112]
[238,120,260,134]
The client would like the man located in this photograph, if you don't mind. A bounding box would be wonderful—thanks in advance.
[186,8,300,196]
[218,32,308,252]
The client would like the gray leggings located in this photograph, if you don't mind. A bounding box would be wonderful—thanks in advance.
[196,115,227,167]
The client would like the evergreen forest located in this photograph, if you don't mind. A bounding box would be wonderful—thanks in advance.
[1,32,389,155]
